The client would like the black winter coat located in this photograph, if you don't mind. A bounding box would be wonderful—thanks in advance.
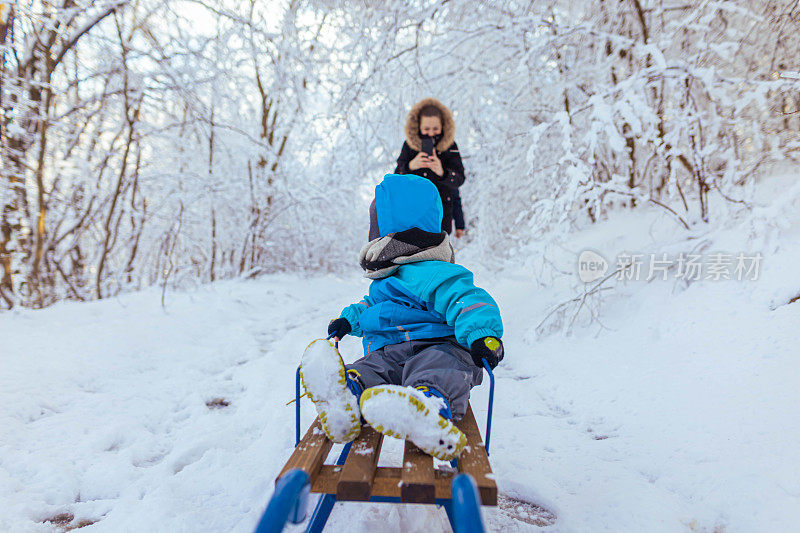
[394,141,466,233]
[452,189,465,231]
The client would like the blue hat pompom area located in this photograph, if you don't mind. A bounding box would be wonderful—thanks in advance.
[372,174,443,238]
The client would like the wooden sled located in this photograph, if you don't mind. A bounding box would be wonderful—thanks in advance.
[254,357,496,533]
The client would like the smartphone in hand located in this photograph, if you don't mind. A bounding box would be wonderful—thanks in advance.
[421,137,434,156]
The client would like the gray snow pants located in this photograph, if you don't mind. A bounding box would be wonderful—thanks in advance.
[346,337,482,421]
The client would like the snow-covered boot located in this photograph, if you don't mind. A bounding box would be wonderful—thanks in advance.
[299,339,362,443]
[359,384,467,461]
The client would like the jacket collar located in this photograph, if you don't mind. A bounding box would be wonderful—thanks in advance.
[359,228,454,279]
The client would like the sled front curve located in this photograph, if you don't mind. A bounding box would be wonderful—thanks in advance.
[256,359,497,533]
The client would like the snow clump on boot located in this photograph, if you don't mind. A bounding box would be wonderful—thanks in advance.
[299,339,361,443]
[359,384,466,461]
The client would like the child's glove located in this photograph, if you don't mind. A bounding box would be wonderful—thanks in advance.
[470,336,504,369]
[328,317,352,340]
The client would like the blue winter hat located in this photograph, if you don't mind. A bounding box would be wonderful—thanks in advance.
[368,174,443,239]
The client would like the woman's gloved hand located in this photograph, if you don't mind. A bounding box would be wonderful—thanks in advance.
[470,336,504,369]
[328,318,352,341]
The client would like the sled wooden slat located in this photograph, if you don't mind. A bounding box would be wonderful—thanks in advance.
[336,425,384,501]
[313,465,457,500]
[400,440,435,503]
[277,418,333,481]
[454,405,498,505]
[290,403,497,506]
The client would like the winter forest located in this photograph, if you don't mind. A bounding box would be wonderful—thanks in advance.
[2,0,799,308]
[2,1,800,532]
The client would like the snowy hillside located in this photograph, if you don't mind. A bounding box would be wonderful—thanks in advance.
[3,188,799,532]
[3,2,800,531]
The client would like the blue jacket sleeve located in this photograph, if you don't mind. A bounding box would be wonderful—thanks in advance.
[419,265,503,347]
[339,296,372,337]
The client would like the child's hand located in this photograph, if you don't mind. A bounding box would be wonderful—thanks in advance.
[328,317,352,341]
[470,336,504,369]
[455,229,465,238]
[428,151,444,177]
[409,151,432,171]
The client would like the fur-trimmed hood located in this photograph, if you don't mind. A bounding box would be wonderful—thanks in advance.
[404,98,455,153]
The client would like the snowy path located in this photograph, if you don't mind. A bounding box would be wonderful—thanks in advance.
[2,265,799,532]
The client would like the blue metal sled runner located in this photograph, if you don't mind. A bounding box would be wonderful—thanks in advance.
[254,352,497,533]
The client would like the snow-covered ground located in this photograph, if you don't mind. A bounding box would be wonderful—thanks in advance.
[2,188,799,532]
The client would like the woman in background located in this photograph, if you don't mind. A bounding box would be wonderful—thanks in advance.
[394,98,466,235]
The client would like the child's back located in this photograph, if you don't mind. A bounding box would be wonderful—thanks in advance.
[342,174,501,353]
[344,261,501,354]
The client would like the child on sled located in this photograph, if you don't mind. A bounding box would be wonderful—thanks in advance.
[300,174,503,461]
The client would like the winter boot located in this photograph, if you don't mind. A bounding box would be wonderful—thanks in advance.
[299,339,362,443]
[359,384,467,461]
